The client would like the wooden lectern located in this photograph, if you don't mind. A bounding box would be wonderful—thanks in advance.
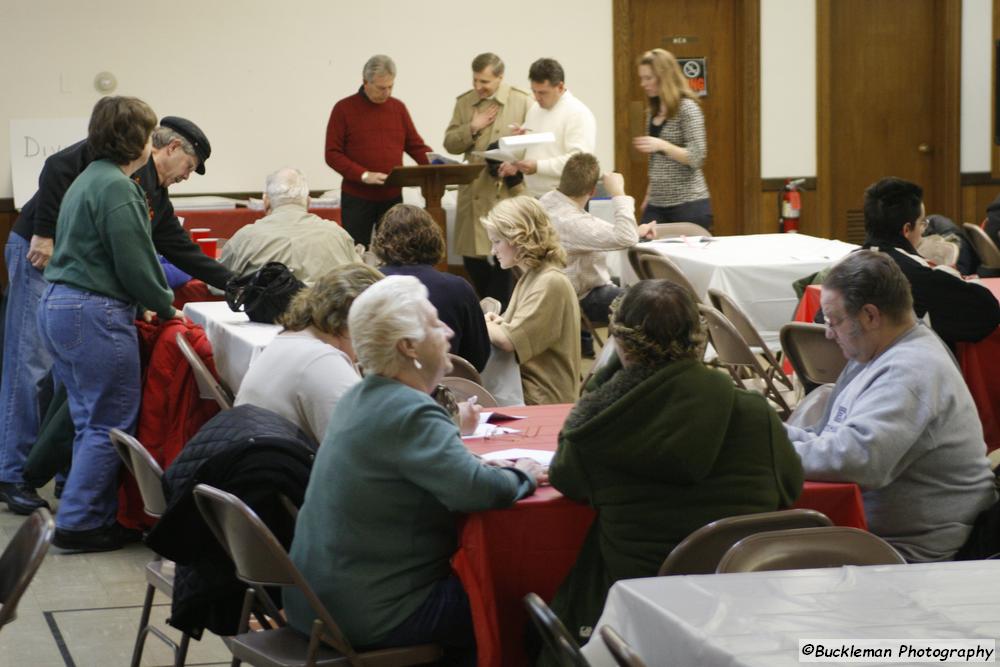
[384,164,485,270]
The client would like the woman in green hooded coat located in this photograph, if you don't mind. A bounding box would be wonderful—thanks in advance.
[545,280,804,652]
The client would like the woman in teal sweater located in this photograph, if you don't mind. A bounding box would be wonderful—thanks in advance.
[544,280,804,654]
[285,275,545,666]
[38,96,180,552]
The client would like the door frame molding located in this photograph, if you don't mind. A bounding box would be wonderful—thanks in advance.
[612,0,761,233]
[816,0,961,239]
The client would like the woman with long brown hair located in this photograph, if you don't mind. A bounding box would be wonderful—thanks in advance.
[633,48,713,230]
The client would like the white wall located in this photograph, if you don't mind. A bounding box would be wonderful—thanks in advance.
[760,0,817,179]
[759,0,995,179]
[0,0,613,200]
[2,0,994,201]
[962,0,992,173]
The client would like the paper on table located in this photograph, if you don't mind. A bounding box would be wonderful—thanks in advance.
[463,423,519,439]
[484,411,526,423]
[481,449,554,466]
[428,152,461,165]
[652,236,712,245]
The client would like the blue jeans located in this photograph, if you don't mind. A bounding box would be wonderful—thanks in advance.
[0,233,52,485]
[580,284,623,324]
[37,284,140,531]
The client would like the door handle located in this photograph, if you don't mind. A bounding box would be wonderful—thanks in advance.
[917,143,932,154]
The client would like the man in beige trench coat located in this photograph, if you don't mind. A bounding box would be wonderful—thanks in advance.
[444,52,531,306]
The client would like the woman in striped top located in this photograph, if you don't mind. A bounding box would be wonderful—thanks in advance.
[633,48,713,231]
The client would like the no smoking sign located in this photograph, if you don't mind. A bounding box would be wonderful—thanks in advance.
[677,57,707,97]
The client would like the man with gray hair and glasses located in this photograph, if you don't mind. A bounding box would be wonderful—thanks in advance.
[221,168,361,284]
[786,250,996,562]
[325,54,433,247]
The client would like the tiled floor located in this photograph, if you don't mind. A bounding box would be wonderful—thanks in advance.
[0,482,231,667]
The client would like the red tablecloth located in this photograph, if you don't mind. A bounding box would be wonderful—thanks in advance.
[957,279,1000,452]
[177,206,342,239]
[456,403,867,667]
[795,280,1000,452]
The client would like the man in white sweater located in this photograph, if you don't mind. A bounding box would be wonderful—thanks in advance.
[540,153,654,355]
[786,250,996,562]
[500,58,596,197]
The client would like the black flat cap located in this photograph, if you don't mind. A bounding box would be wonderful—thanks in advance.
[159,116,211,175]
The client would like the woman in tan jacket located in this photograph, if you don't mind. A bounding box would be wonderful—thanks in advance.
[481,196,580,404]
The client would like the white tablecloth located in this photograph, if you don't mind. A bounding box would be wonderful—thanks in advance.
[582,561,1000,667]
[185,300,524,406]
[183,301,280,394]
[621,233,857,349]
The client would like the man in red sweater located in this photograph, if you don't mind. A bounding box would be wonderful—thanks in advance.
[325,54,433,247]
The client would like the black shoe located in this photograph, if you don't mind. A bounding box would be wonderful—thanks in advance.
[0,482,51,515]
[53,523,142,553]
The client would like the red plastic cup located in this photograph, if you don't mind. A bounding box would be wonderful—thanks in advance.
[189,228,211,241]
[196,237,218,257]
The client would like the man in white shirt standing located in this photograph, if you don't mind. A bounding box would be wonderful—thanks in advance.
[541,153,654,356]
[500,58,597,197]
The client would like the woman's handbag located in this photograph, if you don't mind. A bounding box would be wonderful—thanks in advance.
[224,262,305,324]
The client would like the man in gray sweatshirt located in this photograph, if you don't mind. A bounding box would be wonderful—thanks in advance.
[786,250,996,562]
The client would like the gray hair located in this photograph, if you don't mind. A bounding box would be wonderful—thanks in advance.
[264,168,309,209]
[151,126,197,159]
[823,250,915,322]
[472,52,504,76]
[363,54,396,82]
[348,275,429,377]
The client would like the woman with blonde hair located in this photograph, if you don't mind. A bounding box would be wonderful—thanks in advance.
[481,196,580,404]
[633,48,713,229]
[236,263,382,444]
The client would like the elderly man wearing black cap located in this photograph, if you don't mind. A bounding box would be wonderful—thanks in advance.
[0,114,231,520]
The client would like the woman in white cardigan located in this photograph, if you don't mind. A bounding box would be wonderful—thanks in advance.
[235,263,382,444]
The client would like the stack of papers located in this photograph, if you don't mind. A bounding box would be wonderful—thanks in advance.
[476,132,555,162]
[462,411,524,439]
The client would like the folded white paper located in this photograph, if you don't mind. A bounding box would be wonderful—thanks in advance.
[499,132,555,149]
[480,449,554,466]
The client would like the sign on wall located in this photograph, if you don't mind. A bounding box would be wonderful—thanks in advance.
[8,118,88,209]
[677,58,708,97]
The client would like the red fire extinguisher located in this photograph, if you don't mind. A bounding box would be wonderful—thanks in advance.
[779,178,806,233]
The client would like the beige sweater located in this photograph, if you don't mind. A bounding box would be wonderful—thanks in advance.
[501,264,581,404]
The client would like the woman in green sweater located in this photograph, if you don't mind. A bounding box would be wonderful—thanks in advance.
[285,275,545,666]
[38,96,181,552]
[544,280,804,654]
